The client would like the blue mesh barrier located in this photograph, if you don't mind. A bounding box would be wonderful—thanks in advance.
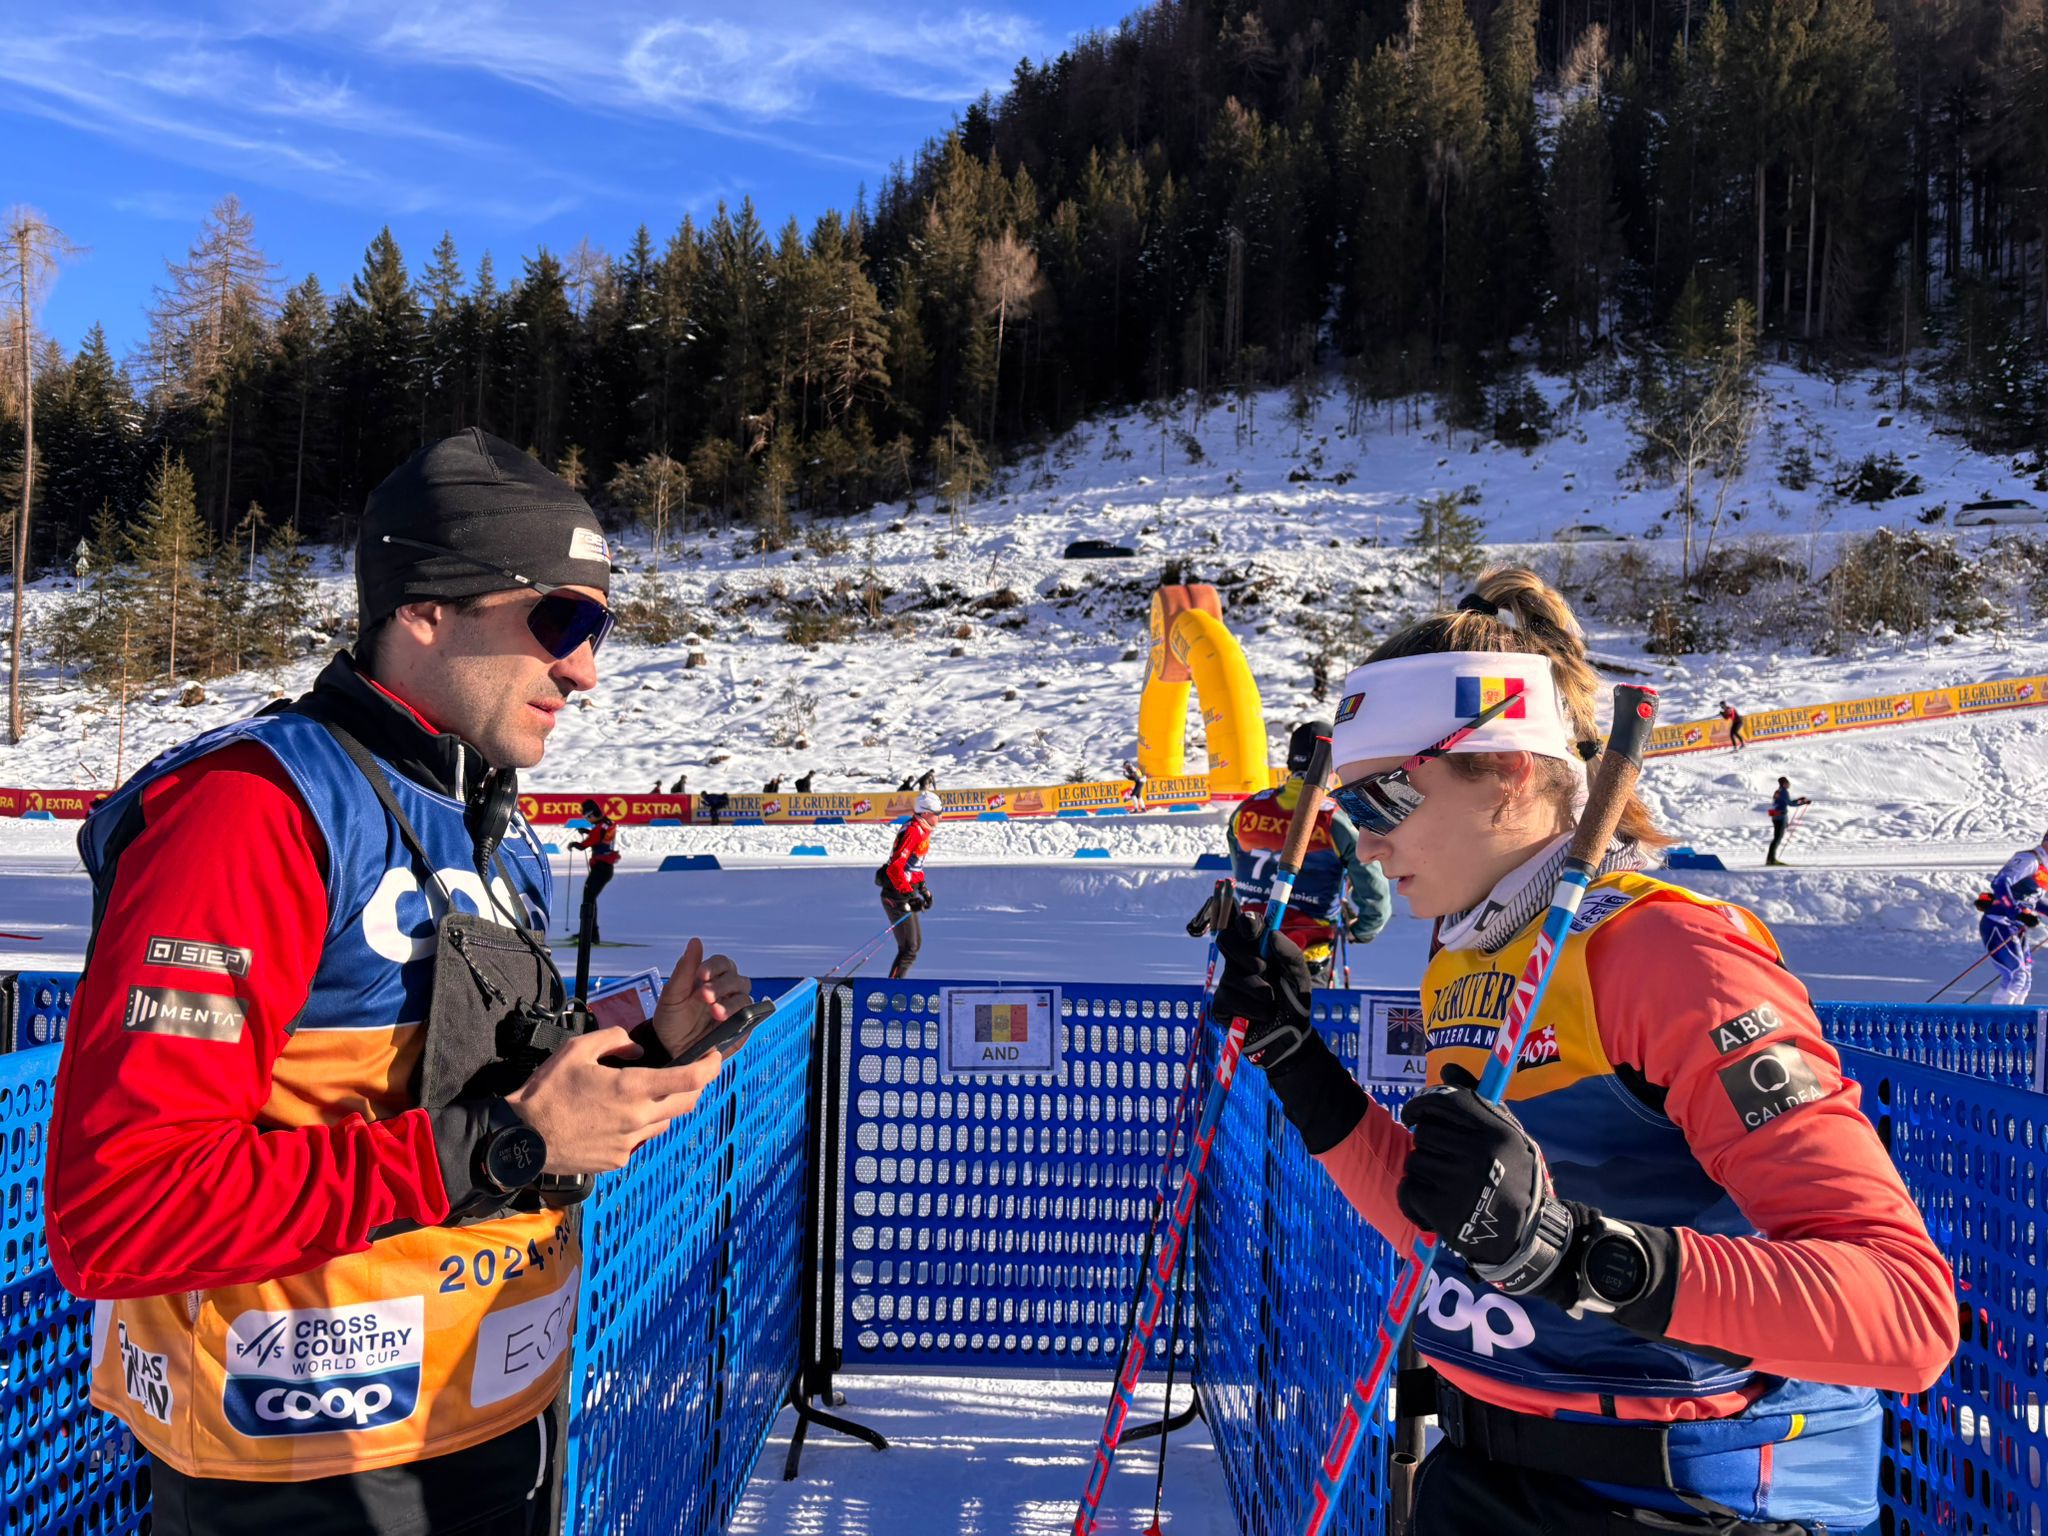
[563,977,816,1536]
[0,1044,151,1536]
[1818,1002,2039,1087]
[1838,1046,2048,1536]
[834,978,1206,1371]
[1,973,77,1053]
[1197,989,1412,1536]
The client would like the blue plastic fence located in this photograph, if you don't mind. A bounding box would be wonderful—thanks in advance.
[833,979,1205,1372]
[0,976,818,1536]
[562,977,816,1536]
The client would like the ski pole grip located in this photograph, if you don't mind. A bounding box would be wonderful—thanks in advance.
[1567,685,1658,868]
[1275,735,1336,874]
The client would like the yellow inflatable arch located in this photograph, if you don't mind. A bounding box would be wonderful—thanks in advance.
[1136,585,1272,795]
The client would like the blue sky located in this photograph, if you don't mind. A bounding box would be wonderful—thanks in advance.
[2,0,1128,360]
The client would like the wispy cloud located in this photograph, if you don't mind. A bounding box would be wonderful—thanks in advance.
[0,1,1055,226]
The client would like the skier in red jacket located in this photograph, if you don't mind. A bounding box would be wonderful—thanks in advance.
[877,790,941,977]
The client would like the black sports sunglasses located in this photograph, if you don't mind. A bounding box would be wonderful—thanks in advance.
[380,536,616,660]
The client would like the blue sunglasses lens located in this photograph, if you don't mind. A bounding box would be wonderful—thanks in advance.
[1333,772,1423,836]
[529,592,615,659]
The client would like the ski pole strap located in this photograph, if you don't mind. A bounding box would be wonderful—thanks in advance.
[1433,1380,1678,1492]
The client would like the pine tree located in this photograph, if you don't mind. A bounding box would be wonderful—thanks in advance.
[928,418,988,529]
[330,229,425,514]
[1407,490,1486,605]
[2,205,77,742]
[128,450,213,682]
[1547,28,1623,368]
[144,195,278,533]
[37,323,141,558]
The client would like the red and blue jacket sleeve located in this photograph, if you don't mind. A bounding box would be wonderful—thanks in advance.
[45,743,454,1299]
[1590,902,1957,1392]
[883,821,930,894]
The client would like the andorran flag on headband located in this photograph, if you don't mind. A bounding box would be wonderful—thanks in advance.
[1330,650,1575,778]
[1454,674,1526,719]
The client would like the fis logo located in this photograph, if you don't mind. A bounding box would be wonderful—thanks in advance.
[1455,676,1526,719]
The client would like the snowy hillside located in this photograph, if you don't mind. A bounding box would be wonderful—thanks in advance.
[6,362,2044,864]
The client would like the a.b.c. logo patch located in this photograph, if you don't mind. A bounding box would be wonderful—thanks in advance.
[1718,1043,1825,1132]
[1708,1004,1785,1055]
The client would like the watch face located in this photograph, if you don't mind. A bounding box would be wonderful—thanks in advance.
[1586,1232,1648,1303]
[485,1126,547,1191]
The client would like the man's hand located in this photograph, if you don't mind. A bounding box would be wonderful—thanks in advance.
[506,1027,723,1174]
[648,936,752,1061]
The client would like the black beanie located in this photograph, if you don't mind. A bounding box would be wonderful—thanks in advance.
[1288,719,1333,774]
[356,430,611,631]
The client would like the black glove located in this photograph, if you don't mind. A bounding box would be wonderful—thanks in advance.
[1977,893,1997,912]
[1398,1064,1691,1336]
[1213,912,1316,1069]
[914,884,934,912]
[2024,909,2042,929]
[1398,1062,1555,1271]
[1212,910,1367,1152]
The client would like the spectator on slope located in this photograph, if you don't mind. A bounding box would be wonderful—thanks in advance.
[762,775,783,794]
[1225,720,1390,984]
[1719,700,1746,750]
[795,769,814,794]
[45,431,752,1536]
[1977,834,2048,1005]
[876,791,941,978]
[1211,569,1953,1535]
[1766,776,1810,866]
[668,772,687,794]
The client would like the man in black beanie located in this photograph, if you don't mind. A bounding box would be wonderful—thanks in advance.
[51,431,755,1536]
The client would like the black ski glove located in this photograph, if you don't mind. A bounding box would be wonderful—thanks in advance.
[1398,1064,1688,1336]
[2023,909,2041,928]
[915,884,934,911]
[1397,1062,1555,1270]
[1212,911,1367,1153]
[1213,912,1315,1069]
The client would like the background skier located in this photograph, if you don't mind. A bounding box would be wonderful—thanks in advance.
[1977,836,2048,1004]
[1766,776,1809,866]
[877,790,942,978]
[1227,719,1390,982]
[570,797,620,943]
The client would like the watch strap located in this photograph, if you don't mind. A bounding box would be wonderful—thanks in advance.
[1474,1196,1575,1296]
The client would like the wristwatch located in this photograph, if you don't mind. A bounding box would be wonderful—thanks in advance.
[1571,1216,1653,1316]
[474,1100,549,1197]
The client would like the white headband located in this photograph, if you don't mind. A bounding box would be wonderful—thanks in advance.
[1330,651,1577,779]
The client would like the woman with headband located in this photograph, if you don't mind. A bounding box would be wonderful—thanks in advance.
[1211,567,1954,1535]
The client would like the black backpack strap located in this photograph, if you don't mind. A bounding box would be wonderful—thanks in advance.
[314,720,461,910]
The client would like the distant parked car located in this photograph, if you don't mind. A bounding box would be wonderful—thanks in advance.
[1552,522,1626,543]
[1063,538,1138,559]
[1954,498,2046,526]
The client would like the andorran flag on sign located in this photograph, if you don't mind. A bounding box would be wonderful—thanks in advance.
[1454,675,1527,719]
[975,1003,1030,1044]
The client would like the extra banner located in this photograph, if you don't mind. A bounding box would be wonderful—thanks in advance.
[10,673,2047,822]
